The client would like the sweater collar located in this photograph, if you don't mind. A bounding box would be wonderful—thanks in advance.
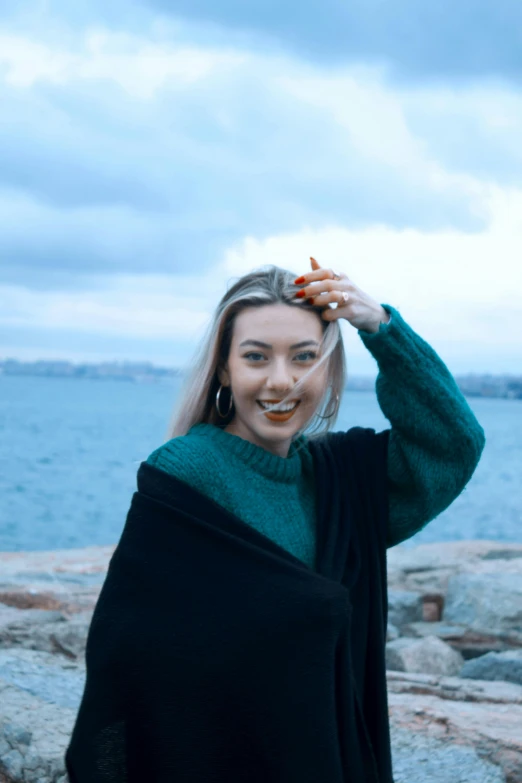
[188,422,308,482]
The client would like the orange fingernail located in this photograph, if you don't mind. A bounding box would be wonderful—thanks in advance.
[294,276,305,284]
[295,289,306,298]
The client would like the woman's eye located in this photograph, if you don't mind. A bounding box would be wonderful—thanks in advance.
[244,351,317,362]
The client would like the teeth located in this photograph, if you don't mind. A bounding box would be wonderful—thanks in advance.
[258,401,299,412]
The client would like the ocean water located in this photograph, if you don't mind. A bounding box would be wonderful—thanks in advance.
[1,375,521,552]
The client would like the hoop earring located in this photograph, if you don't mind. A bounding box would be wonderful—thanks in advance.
[316,393,339,420]
[216,384,233,418]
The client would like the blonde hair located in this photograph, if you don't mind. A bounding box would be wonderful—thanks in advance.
[166,264,347,442]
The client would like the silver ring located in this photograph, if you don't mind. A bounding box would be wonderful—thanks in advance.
[341,291,349,303]
[332,269,342,280]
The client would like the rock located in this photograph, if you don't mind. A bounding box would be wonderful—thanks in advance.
[0,677,77,782]
[422,594,443,622]
[444,573,522,639]
[0,649,85,781]
[388,540,522,596]
[387,590,424,630]
[388,670,522,783]
[1,541,522,782]
[0,546,114,581]
[403,621,520,659]
[461,650,522,686]
[391,725,505,783]
[387,622,400,642]
[387,668,522,705]
[0,546,113,617]
[0,605,91,660]
[48,612,91,660]
[0,604,67,632]
[0,648,85,710]
[403,621,469,640]
[386,636,464,676]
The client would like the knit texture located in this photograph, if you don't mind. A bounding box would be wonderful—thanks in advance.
[146,304,486,563]
[360,305,486,546]
[147,424,319,568]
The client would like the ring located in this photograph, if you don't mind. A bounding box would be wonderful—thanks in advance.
[332,270,342,280]
[341,292,349,303]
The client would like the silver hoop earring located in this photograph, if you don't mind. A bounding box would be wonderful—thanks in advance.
[216,384,233,418]
[316,393,339,420]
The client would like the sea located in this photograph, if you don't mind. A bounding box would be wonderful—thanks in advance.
[1,375,521,552]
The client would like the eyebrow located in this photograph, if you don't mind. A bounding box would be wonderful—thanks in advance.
[239,339,319,349]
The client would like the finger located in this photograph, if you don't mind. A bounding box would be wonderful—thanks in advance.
[310,290,350,307]
[320,306,340,321]
[295,265,342,286]
[296,278,352,298]
[311,258,346,281]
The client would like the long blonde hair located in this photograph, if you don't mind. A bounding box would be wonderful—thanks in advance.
[166,265,347,442]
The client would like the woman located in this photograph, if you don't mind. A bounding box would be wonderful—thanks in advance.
[65,258,485,783]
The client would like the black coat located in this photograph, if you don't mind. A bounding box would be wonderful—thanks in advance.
[65,426,392,783]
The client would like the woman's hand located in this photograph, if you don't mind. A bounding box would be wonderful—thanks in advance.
[294,257,390,334]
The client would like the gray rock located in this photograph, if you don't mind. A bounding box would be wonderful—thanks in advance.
[388,670,522,782]
[0,650,83,782]
[0,678,75,782]
[402,621,520,659]
[1,747,24,778]
[387,622,400,642]
[0,648,85,709]
[391,726,505,783]
[44,612,91,660]
[403,621,469,640]
[1,541,521,782]
[386,635,464,676]
[460,650,522,686]
[444,573,522,637]
[388,590,424,630]
[0,605,91,660]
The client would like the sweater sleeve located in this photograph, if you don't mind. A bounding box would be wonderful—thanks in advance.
[358,305,486,548]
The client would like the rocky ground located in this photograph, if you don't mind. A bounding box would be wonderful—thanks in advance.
[0,540,521,783]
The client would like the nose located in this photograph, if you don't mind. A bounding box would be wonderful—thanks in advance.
[266,358,297,393]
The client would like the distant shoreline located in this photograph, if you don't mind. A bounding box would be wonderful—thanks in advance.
[1,358,521,400]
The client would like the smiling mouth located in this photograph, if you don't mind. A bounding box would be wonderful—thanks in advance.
[256,400,301,420]
[257,400,300,412]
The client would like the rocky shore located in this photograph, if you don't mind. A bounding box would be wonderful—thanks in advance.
[0,540,521,783]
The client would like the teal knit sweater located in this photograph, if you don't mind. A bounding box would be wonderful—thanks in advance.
[146,305,485,567]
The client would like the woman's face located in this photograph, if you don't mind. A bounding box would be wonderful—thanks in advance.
[219,303,329,457]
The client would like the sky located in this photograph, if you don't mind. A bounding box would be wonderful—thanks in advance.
[1,0,521,375]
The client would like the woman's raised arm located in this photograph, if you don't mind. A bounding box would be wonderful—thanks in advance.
[358,306,486,547]
[293,257,486,548]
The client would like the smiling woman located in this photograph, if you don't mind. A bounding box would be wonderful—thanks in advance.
[65,262,485,783]
[167,260,348,446]
[217,303,329,453]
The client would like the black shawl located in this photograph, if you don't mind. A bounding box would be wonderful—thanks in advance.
[65,426,392,783]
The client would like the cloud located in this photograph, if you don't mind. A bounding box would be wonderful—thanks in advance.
[220,184,522,372]
[0,272,211,337]
[2,184,521,373]
[142,0,522,82]
[0,30,245,94]
[1,10,522,372]
[0,190,238,288]
[0,27,501,289]
[399,84,522,186]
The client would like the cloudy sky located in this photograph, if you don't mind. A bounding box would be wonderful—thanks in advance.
[1,0,521,374]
